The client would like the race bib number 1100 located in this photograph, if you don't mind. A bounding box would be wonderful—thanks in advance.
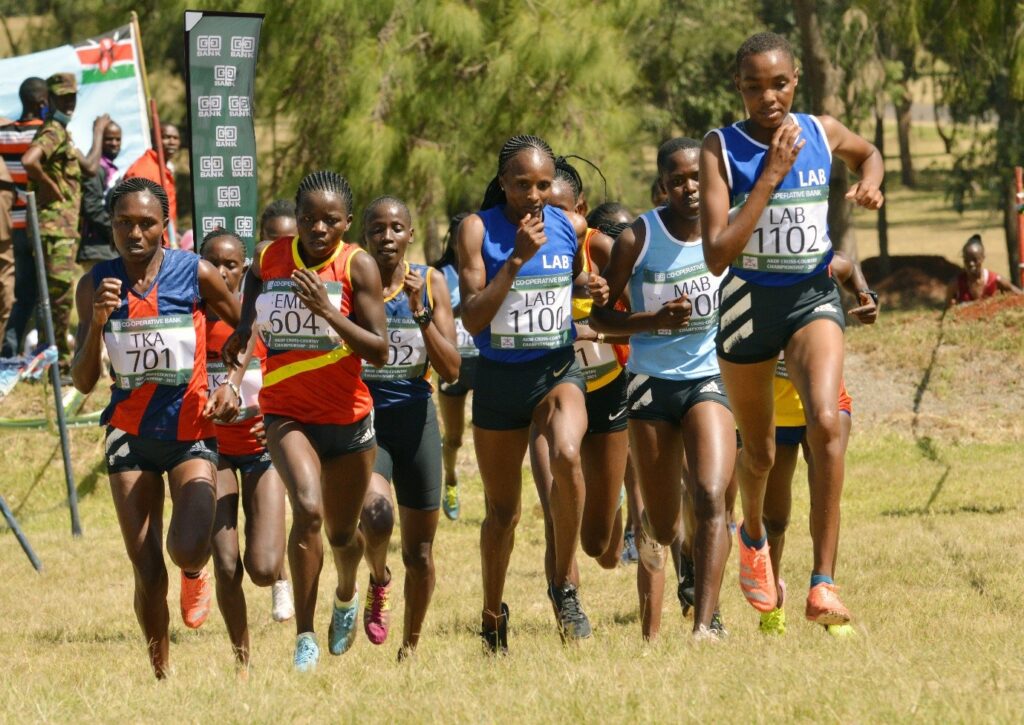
[491,273,572,350]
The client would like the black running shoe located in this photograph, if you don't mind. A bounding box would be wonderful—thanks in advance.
[552,583,592,641]
[480,602,510,655]
[709,609,728,638]
[677,555,695,617]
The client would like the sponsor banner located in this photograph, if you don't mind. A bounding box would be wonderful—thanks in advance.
[0,24,151,171]
[185,11,263,255]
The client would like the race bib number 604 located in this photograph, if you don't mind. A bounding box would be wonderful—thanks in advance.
[254,279,344,351]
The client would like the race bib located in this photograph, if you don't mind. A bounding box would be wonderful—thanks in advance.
[642,262,722,337]
[105,315,196,390]
[207,358,262,420]
[732,185,831,274]
[454,317,478,357]
[254,279,343,351]
[362,321,428,382]
[573,319,619,384]
[491,273,572,350]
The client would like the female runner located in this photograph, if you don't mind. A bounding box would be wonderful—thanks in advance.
[357,196,460,658]
[592,137,735,640]
[458,135,606,651]
[71,177,240,678]
[223,170,388,671]
[431,212,474,520]
[700,31,884,624]
[201,229,293,671]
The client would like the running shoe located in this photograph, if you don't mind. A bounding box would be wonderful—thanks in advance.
[480,602,510,655]
[620,529,639,565]
[693,624,719,642]
[825,623,856,638]
[271,579,295,623]
[328,590,359,655]
[709,610,728,638]
[293,632,320,672]
[364,572,392,645]
[637,511,666,572]
[552,583,593,642]
[180,569,212,629]
[759,579,787,635]
[442,482,460,521]
[677,555,695,617]
[805,582,851,625]
[737,527,777,612]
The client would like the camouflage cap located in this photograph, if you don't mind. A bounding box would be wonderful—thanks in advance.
[46,73,77,96]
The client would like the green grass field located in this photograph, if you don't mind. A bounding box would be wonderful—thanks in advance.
[2,117,1024,721]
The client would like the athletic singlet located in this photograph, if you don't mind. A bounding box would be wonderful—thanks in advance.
[955,269,1000,303]
[774,353,853,426]
[627,208,723,381]
[474,204,578,363]
[362,261,434,409]
[441,264,478,358]
[572,228,623,392]
[255,236,372,425]
[712,113,834,286]
[96,248,213,441]
[207,317,265,456]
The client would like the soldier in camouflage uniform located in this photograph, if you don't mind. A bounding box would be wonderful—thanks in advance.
[21,73,109,367]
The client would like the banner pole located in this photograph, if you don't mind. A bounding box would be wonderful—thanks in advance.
[0,494,43,571]
[26,192,81,538]
[1014,166,1023,287]
[130,11,152,105]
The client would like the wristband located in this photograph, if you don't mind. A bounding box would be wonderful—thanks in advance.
[227,381,242,402]
[412,306,433,327]
[860,289,879,305]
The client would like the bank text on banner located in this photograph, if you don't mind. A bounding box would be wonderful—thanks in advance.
[184,11,264,256]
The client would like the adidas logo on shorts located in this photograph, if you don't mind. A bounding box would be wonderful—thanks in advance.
[699,380,720,395]
[188,440,212,456]
[813,302,837,314]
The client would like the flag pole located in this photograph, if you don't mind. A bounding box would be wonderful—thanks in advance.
[0,494,42,571]
[26,192,81,538]
[130,11,152,105]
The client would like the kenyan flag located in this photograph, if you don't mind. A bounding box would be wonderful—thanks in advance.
[75,26,141,85]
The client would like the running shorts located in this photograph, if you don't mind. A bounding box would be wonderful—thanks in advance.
[716,269,846,364]
[105,427,218,474]
[218,449,273,476]
[473,347,586,431]
[438,355,478,397]
[775,425,806,446]
[585,368,628,435]
[626,373,731,423]
[373,397,442,511]
[262,412,376,459]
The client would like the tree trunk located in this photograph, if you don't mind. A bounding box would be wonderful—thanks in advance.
[875,110,891,275]
[1004,177,1021,285]
[896,92,915,188]
[793,0,858,259]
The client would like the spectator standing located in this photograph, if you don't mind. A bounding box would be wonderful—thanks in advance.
[0,155,13,337]
[124,122,180,241]
[77,121,122,270]
[20,73,109,368]
[0,77,47,357]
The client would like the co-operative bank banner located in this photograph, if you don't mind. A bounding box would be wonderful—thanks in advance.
[184,10,263,255]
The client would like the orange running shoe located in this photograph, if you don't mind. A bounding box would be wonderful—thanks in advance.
[180,569,212,629]
[805,582,851,625]
[737,527,777,612]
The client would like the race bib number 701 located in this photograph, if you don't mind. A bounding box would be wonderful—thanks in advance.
[105,315,197,390]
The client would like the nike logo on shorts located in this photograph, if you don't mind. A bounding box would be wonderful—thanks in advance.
[608,407,627,422]
[551,361,572,378]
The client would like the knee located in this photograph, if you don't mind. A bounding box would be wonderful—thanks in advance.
[741,443,776,479]
[360,496,395,541]
[806,409,841,443]
[485,498,520,531]
[581,522,612,559]
[401,540,434,578]
[212,547,242,585]
[289,489,323,535]
[691,482,727,522]
[167,530,211,573]
[132,556,168,594]
[242,549,280,588]
[443,435,463,449]
[549,441,581,480]
[763,514,790,539]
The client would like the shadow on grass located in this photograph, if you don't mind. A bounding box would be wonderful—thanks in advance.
[881,504,1008,518]
[33,627,136,645]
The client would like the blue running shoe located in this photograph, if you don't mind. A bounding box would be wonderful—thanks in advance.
[443,482,460,521]
[621,529,639,565]
[293,632,319,672]
[328,591,360,655]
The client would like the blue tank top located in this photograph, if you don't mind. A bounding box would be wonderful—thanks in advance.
[362,262,434,409]
[711,113,833,286]
[627,209,723,381]
[441,263,478,358]
[474,204,578,363]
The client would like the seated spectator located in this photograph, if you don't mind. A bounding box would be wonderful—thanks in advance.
[947,234,1022,305]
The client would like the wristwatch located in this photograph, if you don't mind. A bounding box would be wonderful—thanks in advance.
[227,381,242,402]
[412,306,433,327]
[860,289,879,305]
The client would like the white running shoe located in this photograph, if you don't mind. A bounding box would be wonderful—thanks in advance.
[637,511,667,572]
[272,579,295,622]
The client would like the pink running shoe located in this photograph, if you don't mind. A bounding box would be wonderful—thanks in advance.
[364,572,392,645]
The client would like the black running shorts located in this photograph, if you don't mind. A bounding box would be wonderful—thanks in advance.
[585,369,628,435]
[372,397,442,511]
[473,347,586,431]
[262,412,376,460]
[105,427,218,474]
[626,373,731,424]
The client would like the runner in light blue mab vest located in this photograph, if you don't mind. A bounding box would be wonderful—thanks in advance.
[458,135,609,651]
[700,31,884,632]
[430,213,477,521]
[592,138,736,641]
[357,196,460,659]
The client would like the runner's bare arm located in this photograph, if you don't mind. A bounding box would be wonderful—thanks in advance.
[222,258,262,368]
[198,259,241,328]
[458,213,525,335]
[819,115,884,210]
[71,273,120,394]
[418,268,461,383]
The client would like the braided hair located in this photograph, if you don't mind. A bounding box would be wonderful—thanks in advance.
[432,212,470,269]
[361,195,411,229]
[295,170,354,213]
[735,32,795,73]
[108,177,169,220]
[199,226,244,257]
[480,135,555,210]
[587,202,632,238]
[260,198,296,228]
[656,137,701,173]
